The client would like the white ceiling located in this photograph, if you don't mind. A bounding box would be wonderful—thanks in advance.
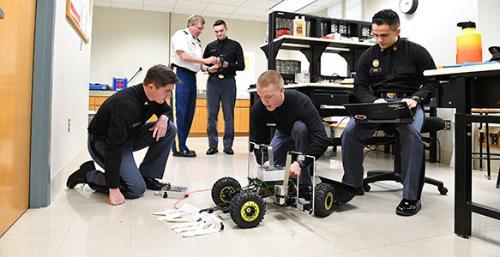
[93,0,340,22]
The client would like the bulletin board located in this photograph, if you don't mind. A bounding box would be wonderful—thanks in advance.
[66,0,91,43]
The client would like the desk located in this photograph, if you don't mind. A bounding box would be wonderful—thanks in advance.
[424,63,500,238]
[248,83,355,117]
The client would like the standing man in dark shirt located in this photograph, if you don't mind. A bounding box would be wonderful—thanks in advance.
[170,15,217,158]
[66,65,178,205]
[202,20,245,155]
[341,9,437,216]
[251,70,330,193]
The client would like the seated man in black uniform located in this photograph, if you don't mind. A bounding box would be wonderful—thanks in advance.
[251,70,330,195]
[341,9,437,216]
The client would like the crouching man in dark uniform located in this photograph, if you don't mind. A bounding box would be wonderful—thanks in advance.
[251,70,330,196]
[341,9,437,216]
[67,65,178,205]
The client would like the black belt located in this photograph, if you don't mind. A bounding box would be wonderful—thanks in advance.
[377,92,410,99]
[209,74,234,79]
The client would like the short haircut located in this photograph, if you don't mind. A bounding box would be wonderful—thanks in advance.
[187,15,205,26]
[257,70,284,89]
[143,64,179,88]
[213,20,226,28]
[372,9,400,30]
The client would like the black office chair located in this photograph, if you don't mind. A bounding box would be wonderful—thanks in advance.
[362,117,449,196]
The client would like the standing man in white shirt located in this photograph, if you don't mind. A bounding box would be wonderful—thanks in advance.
[170,14,217,157]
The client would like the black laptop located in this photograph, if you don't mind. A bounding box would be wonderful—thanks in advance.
[343,102,414,123]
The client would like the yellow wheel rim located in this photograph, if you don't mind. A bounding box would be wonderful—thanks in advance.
[219,186,236,203]
[240,201,260,222]
[324,192,334,210]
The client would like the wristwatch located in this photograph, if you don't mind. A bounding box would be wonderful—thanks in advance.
[298,160,307,169]
[410,95,422,104]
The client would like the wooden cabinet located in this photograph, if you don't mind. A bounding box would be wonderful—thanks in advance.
[189,99,250,136]
[89,96,107,111]
[89,93,249,136]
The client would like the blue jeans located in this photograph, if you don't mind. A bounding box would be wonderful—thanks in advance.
[270,121,313,185]
[86,121,176,198]
[341,100,424,200]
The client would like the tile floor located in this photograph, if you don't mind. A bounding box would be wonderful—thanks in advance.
[1,137,499,257]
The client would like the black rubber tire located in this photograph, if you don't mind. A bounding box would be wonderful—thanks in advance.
[314,183,335,217]
[363,184,371,192]
[211,177,241,207]
[229,191,266,228]
[439,187,448,195]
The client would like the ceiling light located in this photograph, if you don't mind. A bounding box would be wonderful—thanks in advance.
[271,0,317,13]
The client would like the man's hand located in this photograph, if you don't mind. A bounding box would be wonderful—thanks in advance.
[149,115,169,141]
[109,188,125,205]
[204,56,218,65]
[289,161,301,178]
[207,64,219,73]
[373,98,387,104]
[401,98,418,109]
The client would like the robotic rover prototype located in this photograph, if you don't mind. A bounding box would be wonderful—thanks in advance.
[205,142,357,228]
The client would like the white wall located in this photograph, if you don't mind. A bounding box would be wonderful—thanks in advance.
[90,7,170,86]
[364,0,478,65]
[478,0,500,61]
[90,8,268,99]
[50,0,93,197]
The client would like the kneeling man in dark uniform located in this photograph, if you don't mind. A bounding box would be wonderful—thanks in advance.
[67,65,178,205]
[251,70,330,196]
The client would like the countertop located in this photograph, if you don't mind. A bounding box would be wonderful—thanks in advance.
[89,90,250,100]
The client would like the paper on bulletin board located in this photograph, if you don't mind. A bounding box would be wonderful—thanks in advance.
[235,52,255,99]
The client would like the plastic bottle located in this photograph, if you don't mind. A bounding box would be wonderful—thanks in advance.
[456,21,482,64]
[293,16,305,37]
[301,16,307,37]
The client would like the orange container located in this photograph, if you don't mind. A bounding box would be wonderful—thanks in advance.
[456,21,482,64]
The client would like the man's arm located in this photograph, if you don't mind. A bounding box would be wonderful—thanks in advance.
[150,103,172,141]
[154,102,173,121]
[411,46,438,103]
[201,43,215,72]
[177,50,217,65]
[353,51,379,103]
[298,97,330,166]
[225,42,245,72]
[104,106,133,189]
[250,102,272,164]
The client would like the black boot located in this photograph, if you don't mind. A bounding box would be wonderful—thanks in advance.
[143,176,169,191]
[66,160,95,188]
[396,199,421,216]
